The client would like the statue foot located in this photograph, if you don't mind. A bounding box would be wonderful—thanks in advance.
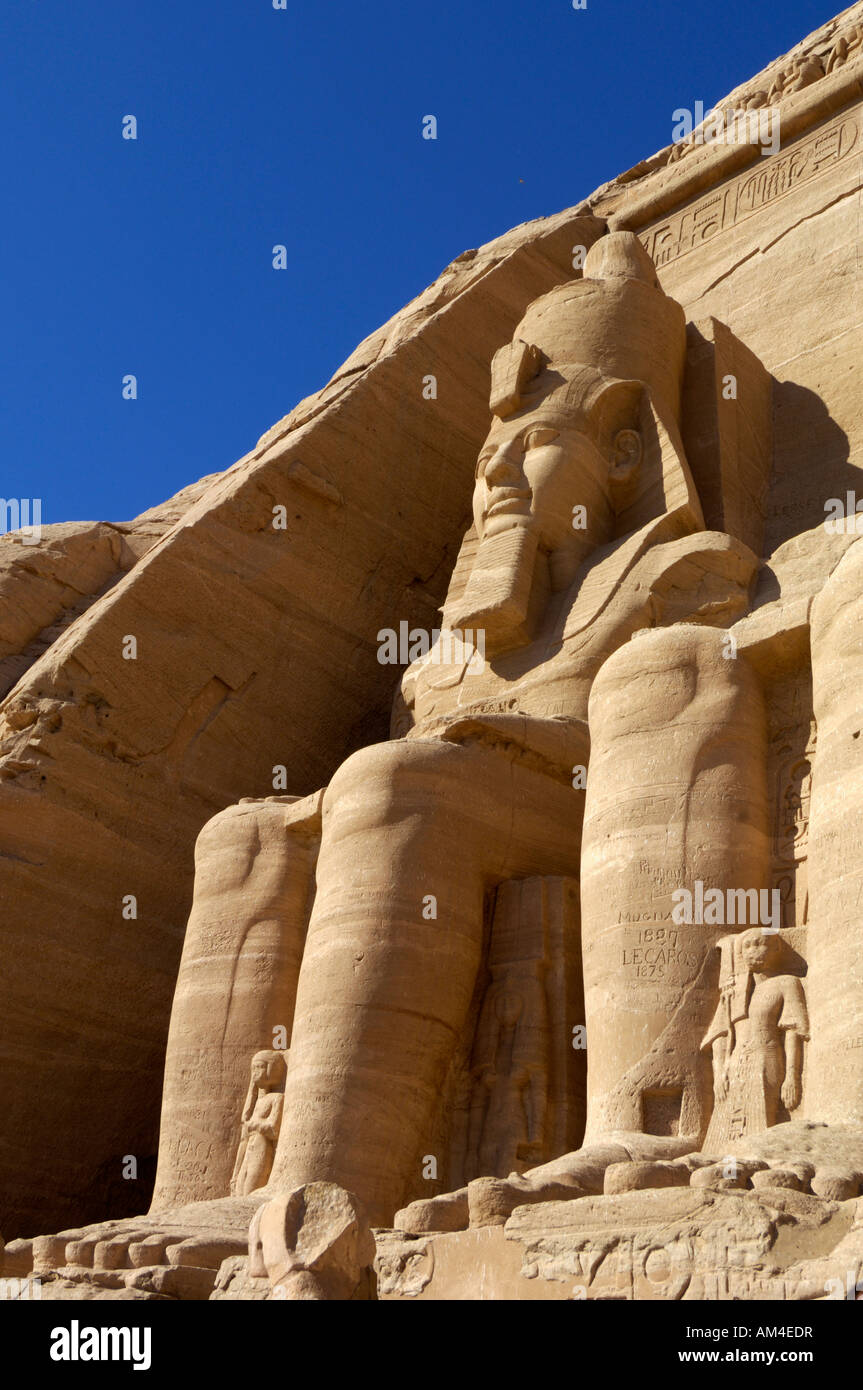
[394,1187,469,1234]
[393,1138,712,1235]
[467,1174,590,1227]
[465,1137,701,1224]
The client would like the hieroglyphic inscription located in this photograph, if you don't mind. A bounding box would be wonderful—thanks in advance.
[640,112,859,269]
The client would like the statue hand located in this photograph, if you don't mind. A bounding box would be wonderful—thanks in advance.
[781,1075,801,1111]
[438,714,590,780]
[715,1070,729,1102]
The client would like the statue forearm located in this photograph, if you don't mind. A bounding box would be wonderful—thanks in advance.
[430,712,590,784]
[782,1033,803,1110]
[712,1037,729,1099]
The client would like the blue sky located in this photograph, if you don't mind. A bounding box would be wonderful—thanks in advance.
[1,0,837,523]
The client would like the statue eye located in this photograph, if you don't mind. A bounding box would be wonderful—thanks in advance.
[523,427,559,451]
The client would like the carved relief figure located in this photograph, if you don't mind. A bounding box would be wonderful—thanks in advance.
[772,741,814,930]
[466,965,548,1177]
[701,931,808,1149]
[230,1050,287,1197]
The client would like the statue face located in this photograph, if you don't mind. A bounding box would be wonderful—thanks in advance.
[473,412,611,553]
[251,1050,284,1088]
[740,930,779,972]
[252,1057,270,1086]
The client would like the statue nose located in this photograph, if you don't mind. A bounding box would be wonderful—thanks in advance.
[485,445,524,486]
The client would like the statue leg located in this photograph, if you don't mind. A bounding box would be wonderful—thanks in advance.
[268,737,583,1225]
[150,792,321,1210]
[399,624,771,1232]
[579,622,770,1144]
[235,1132,274,1197]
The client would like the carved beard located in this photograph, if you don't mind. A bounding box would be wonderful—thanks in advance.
[447,521,551,657]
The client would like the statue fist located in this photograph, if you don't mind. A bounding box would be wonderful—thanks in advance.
[781,1076,801,1111]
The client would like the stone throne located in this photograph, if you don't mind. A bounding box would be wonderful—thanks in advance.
[148,229,784,1232]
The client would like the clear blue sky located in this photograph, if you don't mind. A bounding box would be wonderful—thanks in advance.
[1,0,837,523]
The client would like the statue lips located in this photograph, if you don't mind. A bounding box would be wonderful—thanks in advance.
[484,488,531,522]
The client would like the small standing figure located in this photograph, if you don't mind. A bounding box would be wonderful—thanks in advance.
[701,930,808,1149]
[230,1050,287,1196]
[466,966,548,1178]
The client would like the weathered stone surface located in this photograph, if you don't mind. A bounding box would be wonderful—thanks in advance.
[4,1194,266,1300]
[210,1255,271,1301]
[604,1160,691,1195]
[1,1237,31,1277]
[374,1231,437,1299]
[34,1276,165,1302]
[812,1167,862,1201]
[248,1183,376,1300]
[689,1158,768,1191]
[376,1183,858,1300]
[395,1188,469,1235]
[0,475,224,702]
[751,1167,807,1191]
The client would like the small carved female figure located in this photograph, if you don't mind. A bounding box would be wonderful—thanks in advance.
[230,1050,288,1196]
[467,967,548,1177]
[701,930,808,1150]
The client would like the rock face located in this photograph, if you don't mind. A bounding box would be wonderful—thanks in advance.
[5,2,863,1306]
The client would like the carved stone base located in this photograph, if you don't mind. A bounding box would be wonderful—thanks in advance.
[11,1124,862,1300]
[3,1195,269,1302]
[377,1186,863,1301]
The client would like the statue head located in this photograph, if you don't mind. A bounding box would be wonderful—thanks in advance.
[493,990,523,1029]
[473,367,644,561]
[739,929,782,974]
[250,1049,287,1090]
[446,231,701,653]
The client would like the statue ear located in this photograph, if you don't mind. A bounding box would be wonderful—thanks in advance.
[612,386,704,538]
[586,376,643,516]
[608,427,642,508]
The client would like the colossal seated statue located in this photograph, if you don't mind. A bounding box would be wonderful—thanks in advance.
[150,230,828,1232]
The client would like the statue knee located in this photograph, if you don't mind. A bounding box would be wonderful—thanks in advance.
[188,796,318,908]
[322,737,469,831]
[590,624,750,737]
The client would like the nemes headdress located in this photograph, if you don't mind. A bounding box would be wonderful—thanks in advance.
[487,231,702,538]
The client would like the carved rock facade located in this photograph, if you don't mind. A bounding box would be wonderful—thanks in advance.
[4,4,863,1304]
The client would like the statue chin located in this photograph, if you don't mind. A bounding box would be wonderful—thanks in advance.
[447,523,549,654]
